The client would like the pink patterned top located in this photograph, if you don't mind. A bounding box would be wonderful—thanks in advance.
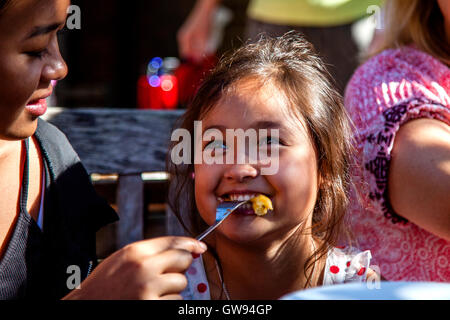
[344,46,450,282]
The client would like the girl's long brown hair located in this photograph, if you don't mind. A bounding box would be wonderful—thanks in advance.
[167,31,354,288]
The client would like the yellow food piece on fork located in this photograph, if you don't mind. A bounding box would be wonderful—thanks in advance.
[250,195,273,216]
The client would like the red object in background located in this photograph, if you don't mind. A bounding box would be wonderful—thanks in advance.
[137,55,217,110]
[174,55,217,106]
[138,75,160,109]
[137,74,178,110]
[160,75,178,109]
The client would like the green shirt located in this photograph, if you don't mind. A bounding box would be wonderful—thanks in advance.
[248,0,383,27]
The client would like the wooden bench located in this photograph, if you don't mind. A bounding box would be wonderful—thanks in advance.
[43,107,186,258]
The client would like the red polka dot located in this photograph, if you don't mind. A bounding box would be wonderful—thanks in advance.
[330,266,340,274]
[197,283,207,293]
[187,267,197,275]
[336,245,346,249]
[357,267,366,276]
[191,253,200,259]
[346,261,351,267]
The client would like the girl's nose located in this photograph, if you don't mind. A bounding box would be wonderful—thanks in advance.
[41,38,68,82]
[223,163,258,183]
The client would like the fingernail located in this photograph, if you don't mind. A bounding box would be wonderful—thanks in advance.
[198,241,207,251]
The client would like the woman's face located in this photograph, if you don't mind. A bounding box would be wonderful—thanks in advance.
[194,80,320,245]
[0,0,69,140]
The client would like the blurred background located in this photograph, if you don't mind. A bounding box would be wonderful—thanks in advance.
[55,0,249,109]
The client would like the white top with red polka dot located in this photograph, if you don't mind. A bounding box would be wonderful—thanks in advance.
[182,246,372,300]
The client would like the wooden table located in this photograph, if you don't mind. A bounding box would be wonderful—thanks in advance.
[43,107,185,251]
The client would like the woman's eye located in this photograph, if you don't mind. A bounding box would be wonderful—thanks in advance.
[204,140,227,151]
[26,49,48,59]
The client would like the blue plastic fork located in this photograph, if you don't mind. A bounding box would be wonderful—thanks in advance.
[196,200,249,241]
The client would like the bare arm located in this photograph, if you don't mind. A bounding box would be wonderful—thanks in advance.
[388,118,450,241]
[177,0,221,62]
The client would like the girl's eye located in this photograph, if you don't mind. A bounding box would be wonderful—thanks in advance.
[259,136,281,146]
[204,140,227,151]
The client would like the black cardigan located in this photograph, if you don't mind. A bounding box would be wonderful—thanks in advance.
[0,119,118,299]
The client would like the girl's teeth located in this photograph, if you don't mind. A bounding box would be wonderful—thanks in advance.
[227,193,258,201]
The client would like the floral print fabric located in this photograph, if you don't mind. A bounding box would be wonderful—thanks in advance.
[344,46,450,281]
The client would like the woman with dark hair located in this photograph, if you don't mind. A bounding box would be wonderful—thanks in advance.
[345,0,450,282]
[0,0,206,300]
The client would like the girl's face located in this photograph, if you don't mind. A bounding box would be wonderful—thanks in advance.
[0,0,69,140]
[194,80,320,244]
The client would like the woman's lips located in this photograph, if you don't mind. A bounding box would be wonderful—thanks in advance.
[25,99,48,117]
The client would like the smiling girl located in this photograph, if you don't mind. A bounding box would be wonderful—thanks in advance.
[168,31,376,300]
[0,0,206,300]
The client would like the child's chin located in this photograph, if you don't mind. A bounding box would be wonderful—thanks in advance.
[220,225,267,244]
